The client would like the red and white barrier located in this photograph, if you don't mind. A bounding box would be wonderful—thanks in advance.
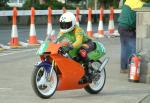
[87,8,93,37]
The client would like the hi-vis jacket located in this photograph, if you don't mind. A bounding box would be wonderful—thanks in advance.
[118,0,150,29]
[125,0,145,10]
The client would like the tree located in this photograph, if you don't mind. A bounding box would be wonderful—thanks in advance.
[39,0,45,4]
[0,0,9,7]
[69,0,82,3]
[98,0,119,8]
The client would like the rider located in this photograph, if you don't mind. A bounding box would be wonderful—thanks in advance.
[57,12,96,62]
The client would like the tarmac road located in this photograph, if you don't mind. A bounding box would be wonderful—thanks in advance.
[0,37,150,103]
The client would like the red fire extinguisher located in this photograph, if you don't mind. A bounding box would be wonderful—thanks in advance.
[129,54,141,82]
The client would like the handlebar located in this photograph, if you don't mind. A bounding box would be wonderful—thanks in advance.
[58,47,71,58]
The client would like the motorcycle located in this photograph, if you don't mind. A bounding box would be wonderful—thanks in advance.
[31,32,109,99]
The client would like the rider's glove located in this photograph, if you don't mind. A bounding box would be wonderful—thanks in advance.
[59,44,73,54]
[67,44,73,50]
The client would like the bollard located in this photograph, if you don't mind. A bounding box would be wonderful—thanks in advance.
[97,7,104,38]
[87,8,93,37]
[47,7,52,36]
[108,7,115,34]
[28,7,39,45]
[9,7,21,48]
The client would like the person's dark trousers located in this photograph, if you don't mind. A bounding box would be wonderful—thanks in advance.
[118,26,136,70]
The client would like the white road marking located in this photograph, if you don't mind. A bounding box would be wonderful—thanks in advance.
[0,49,37,57]
[0,88,12,90]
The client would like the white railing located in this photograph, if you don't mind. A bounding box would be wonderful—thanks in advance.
[0,9,121,16]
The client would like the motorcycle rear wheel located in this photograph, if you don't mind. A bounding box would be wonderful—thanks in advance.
[84,62,106,94]
[32,66,58,99]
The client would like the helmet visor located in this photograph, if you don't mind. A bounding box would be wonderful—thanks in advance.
[60,21,72,29]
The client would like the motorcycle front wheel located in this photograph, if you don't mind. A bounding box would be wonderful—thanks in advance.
[32,66,58,99]
[84,62,106,94]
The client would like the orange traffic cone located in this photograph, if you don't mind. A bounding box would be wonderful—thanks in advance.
[76,7,80,26]
[0,43,10,50]
[47,7,52,36]
[49,30,56,42]
[108,7,115,34]
[9,7,21,48]
[87,8,93,37]
[97,7,104,37]
[62,7,66,13]
[0,45,4,51]
[28,7,39,45]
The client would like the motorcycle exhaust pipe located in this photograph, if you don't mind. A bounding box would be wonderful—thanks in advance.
[98,57,109,72]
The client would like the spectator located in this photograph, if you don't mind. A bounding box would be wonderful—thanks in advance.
[118,0,150,73]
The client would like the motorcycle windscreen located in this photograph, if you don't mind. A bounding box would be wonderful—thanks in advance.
[37,40,50,55]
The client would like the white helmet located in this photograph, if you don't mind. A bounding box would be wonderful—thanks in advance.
[59,12,76,33]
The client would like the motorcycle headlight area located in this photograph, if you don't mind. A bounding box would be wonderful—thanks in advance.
[43,52,52,61]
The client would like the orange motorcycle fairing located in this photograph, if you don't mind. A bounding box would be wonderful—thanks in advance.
[50,54,88,91]
[46,42,68,54]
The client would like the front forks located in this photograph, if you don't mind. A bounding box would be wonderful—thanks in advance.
[35,60,55,83]
[47,60,55,81]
